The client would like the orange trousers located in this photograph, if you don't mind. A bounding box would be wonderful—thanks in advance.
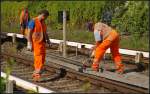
[33,41,46,72]
[94,31,123,68]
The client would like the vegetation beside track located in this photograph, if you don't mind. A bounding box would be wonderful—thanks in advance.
[0,77,5,93]
[1,1,149,51]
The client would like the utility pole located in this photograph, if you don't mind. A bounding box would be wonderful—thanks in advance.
[63,10,67,57]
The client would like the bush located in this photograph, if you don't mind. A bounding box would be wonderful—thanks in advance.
[1,1,149,51]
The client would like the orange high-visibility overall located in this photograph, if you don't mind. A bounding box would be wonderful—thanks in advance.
[31,17,47,73]
[20,9,25,25]
[20,9,29,35]
[92,22,124,72]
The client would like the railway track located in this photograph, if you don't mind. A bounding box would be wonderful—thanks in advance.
[1,33,149,93]
[1,53,113,93]
[1,51,149,93]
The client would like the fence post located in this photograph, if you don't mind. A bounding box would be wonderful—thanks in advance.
[76,45,78,56]
[63,10,67,57]
[6,80,14,93]
[135,52,143,63]
[12,33,16,44]
[59,42,63,54]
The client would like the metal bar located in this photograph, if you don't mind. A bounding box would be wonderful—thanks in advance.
[2,53,148,93]
[63,10,67,57]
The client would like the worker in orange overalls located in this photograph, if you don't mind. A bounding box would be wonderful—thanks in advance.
[27,9,51,81]
[20,8,30,36]
[91,22,124,74]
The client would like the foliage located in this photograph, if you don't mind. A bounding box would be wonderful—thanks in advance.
[1,1,149,51]
[111,1,149,36]
[81,79,91,92]
[0,77,6,93]
[4,58,16,81]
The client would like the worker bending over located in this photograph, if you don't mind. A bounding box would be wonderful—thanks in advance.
[27,9,51,81]
[91,22,124,74]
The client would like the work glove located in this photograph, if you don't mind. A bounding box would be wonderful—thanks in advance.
[91,58,100,72]
[92,62,99,72]
[27,42,32,51]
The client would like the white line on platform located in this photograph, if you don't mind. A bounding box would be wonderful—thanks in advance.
[6,33,149,58]
[1,72,55,93]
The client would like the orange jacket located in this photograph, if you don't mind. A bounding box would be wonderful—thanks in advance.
[31,17,47,43]
[20,9,29,25]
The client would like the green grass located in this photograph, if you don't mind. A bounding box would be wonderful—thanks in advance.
[0,77,6,93]
[120,35,149,51]
[1,1,148,52]
[48,28,149,51]
[47,28,95,44]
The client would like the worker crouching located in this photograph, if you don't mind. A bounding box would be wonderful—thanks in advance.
[91,22,124,74]
[27,10,51,81]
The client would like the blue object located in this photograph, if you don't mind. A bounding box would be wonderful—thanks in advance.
[94,31,101,41]
[28,20,35,30]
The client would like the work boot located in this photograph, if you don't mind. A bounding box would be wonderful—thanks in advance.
[115,64,124,74]
[32,73,41,82]
[32,70,41,82]
[92,63,99,72]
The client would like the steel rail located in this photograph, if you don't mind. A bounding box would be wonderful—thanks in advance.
[1,52,149,94]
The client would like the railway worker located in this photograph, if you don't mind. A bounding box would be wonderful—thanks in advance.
[91,22,124,74]
[27,9,51,81]
[20,7,30,36]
